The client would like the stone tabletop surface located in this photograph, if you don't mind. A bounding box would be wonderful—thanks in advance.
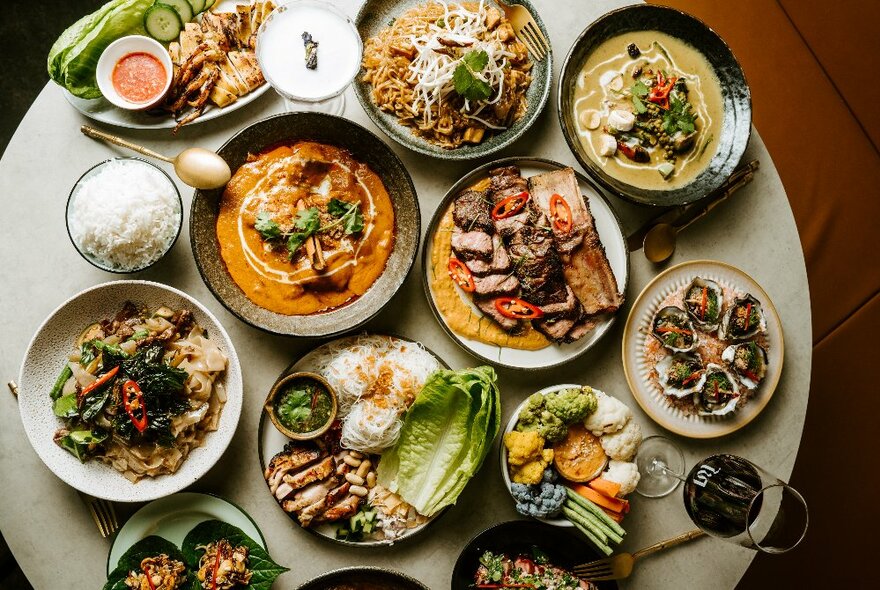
[0,1,810,588]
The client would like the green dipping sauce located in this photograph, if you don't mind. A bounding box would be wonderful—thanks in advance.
[274,378,333,433]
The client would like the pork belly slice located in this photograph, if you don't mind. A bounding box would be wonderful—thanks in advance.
[473,273,519,296]
[562,199,622,315]
[283,455,335,490]
[299,482,353,527]
[473,295,520,331]
[528,168,587,255]
[264,443,323,494]
[451,229,494,261]
[453,189,494,234]
[281,477,337,510]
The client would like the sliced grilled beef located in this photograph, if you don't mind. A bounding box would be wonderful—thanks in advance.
[464,235,512,276]
[528,168,587,255]
[473,273,519,296]
[453,189,493,233]
[451,229,494,260]
[488,166,536,238]
[473,295,519,331]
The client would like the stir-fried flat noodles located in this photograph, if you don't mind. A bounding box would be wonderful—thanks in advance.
[362,0,532,148]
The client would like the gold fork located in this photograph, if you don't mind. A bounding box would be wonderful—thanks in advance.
[496,0,549,60]
[574,529,706,581]
[79,493,120,538]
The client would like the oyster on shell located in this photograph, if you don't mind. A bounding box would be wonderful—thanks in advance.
[695,363,739,416]
[682,277,724,330]
[718,294,766,341]
[651,306,698,353]
[656,353,706,398]
[722,341,769,389]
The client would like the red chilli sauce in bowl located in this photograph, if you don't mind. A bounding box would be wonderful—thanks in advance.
[96,35,173,110]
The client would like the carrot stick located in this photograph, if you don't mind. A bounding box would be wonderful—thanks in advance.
[588,478,621,498]
[570,483,629,513]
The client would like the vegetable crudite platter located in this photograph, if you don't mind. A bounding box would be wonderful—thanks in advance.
[423,157,628,370]
[190,111,420,336]
[104,492,288,589]
[51,0,276,131]
[17,280,242,502]
[622,260,784,438]
[258,334,501,546]
[558,3,751,206]
[500,384,643,556]
[451,520,617,590]
[354,0,552,159]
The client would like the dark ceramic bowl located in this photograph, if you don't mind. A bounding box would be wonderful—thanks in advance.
[296,566,429,590]
[558,5,751,206]
[451,520,618,589]
[354,0,552,160]
[190,112,420,336]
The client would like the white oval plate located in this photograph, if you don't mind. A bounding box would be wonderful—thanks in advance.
[258,334,448,546]
[18,280,242,502]
[63,1,271,130]
[107,492,265,575]
[622,260,784,438]
[422,158,629,370]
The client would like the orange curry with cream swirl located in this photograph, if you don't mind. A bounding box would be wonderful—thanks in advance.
[216,141,395,315]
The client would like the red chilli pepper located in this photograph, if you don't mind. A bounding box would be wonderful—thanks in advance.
[743,302,753,332]
[494,297,544,320]
[742,369,761,382]
[549,193,573,233]
[144,566,157,590]
[447,258,476,293]
[77,365,119,403]
[647,72,678,110]
[681,371,703,386]
[122,379,149,434]
[491,191,530,220]
[699,286,708,320]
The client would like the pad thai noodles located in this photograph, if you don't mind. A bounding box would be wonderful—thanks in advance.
[49,302,227,482]
[361,0,533,149]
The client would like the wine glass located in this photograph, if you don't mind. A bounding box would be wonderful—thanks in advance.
[636,435,808,553]
[256,0,363,115]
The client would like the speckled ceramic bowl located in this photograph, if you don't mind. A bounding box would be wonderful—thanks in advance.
[17,280,242,502]
[354,0,552,160]
[190,112,420,336]
[558,4,752,206]
[296,566,429,590]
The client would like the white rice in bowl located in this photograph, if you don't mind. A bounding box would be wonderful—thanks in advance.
[68,158,181,272]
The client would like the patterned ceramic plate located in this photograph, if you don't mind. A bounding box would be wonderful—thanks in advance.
[18,280,243,502]
[622,260,783,438]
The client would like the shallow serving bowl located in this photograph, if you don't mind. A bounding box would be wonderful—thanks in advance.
[354,0,552,160]
[297,566,429,590]
[17,280,243,502]
[190,112,420,336]
[558,4,751,206]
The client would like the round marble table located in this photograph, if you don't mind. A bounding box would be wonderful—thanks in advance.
[0,1,811,588]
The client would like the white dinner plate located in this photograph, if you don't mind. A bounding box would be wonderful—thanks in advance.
[63,1,271,130]
[422,157,630,370]
[258,334,449,546]
[18,280,243,502]
[106,492,265,575]
[622,260,784,438]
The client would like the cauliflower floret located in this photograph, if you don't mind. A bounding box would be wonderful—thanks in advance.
[544,386,598,423]
[510,469,566,518]
[599,419,642,461]
[583,390,632,435]
[504,431,554,484]
[602,460,641,496]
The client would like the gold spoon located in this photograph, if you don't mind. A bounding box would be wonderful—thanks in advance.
[80,125,231,189]
[643,163,759,264]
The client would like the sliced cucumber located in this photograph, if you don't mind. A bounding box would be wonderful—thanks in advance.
[204,0,217,10]
[162,0,194,23]
[144,3,183,42]
[187,0,206,13]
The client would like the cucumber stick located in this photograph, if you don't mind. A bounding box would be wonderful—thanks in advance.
[144,3,183,42]
[161,0,194,23]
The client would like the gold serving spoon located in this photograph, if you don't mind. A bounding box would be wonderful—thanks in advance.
[80,125,231,189]
[643,162,759,263]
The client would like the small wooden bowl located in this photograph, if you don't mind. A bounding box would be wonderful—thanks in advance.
[264,372,338,441]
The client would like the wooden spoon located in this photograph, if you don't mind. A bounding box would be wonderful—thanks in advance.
[80,125,231,189]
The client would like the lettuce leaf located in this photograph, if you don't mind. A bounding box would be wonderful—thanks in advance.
[182,519,289,590]
[377,366,501,517]
[48,0,153,99]
[103,535,192,590]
